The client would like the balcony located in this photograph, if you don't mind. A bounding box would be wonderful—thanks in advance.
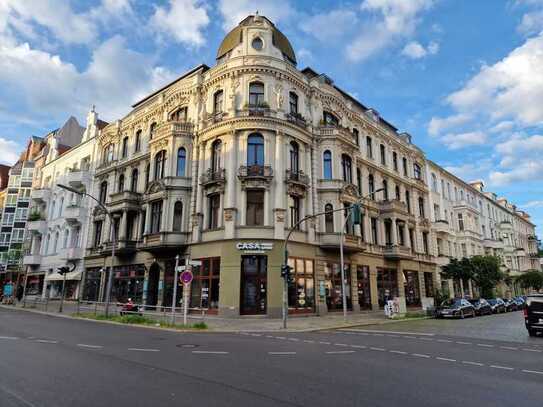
[515,247,526,257]
[383,245,414,260]
[285,170,310,196]
[100,240,139,255]
[436,254,451,267]
[59,247,84,260]
[499,221,513,231]
[240,104,272,117]
[483,239,504,249]
[433,219,451,234]
[23,254,42,266]
[527,235,538,241]
[64,205,86,224]
[27,220,47,234]
[31,188,51,203]
[139,232,189,252]
[378,199,409,215]
[155,121,194,139]
[238,165,273,188]
[315,125,358,147]
[200,168,226,187]
[285,113,307,129]
[64,170,91,188]
[318,232,365,253]
[108,191,142,211]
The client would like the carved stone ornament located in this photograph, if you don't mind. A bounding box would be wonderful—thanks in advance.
[342,183,358,197]
[275,209,286,223]
[145,180,165,195]
[287,183,306,198]
[224,208,236,222]
[151,138,169,151]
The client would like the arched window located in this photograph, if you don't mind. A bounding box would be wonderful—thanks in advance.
[44,234,50,254]
[323,111,339,126]
[382,179,388,200]
[53,232,59,253]
[134,130,142,152]
[289,141,299,173]
[341,154,352,183]
[431,173,438,192]
[130,169,138,192]
[121,136,128,158]
[170,107,187,122]
[213,90,223,114]
[368,174,375,198]
[352,128,359,145]
[149,122,157,140]
[249,82,265,106]
[103,144,114,163]
[247,133,264,166]
[173,201,183,232]
[154,150,166,180]
[211,140,222,173]
[289,92,298,114]
[177,147,186,176]
[63,229,69,249]
[395,185,400,201]
[118,174,125,192]
[99,181,108,203]
[323,150,332,179]
[325,204,334,233]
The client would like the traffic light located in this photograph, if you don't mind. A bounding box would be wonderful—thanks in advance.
[281,264,294,283]
[57,266,70,275]
[351,203,362,225]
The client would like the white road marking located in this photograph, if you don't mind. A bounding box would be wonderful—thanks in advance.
[0,336,18,340]
[522,369,543,375]
[437,339,453,343]
[412,353,431,358]
[350,345,367,349]
[476,343,494,348]
[370,347,386,352]
[500,346,518,351]
[388,334,400,338]
[372,333,384,337]
[287,338,299,342]
[522,348,542,353]
[268,352,296,355]
[389,350,408,355]
[77,344,103,349]
[436,357,456,362]
[456,341,472,345]
[334,343,349,347]
[303,340,315,344]
[346,329,434,336]
[490,365,514,370]
[250,333,262,337]
[265,335,275,339]
[36,339,58,344]
[127,348,160,352]
[462,361,484,367]
[418,337,434,341]
[326,350,355,354]
[276,336,286,340]
[319,341,331,345]
[192,351,229,354]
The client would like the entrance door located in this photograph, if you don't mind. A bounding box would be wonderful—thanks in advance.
[240,255,267,315]
[146,263,160,307]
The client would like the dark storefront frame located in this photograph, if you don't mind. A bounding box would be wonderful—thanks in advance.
[324,262,352,311]
[356,265,372,310]
[377,268,399,307]
[287,257,315,313]
[403,270,421,307]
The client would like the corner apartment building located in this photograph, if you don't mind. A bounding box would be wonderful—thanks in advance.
[81,14,447,317]
[427,161,539,297]
[23,114,104,298]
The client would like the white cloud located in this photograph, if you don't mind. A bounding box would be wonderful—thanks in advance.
[440,131,487,150]
[0,0,97,44]
[489,120,515,133]
[300,9,358,42]
[0,137,21,165]
[218,0,295,31]
[489,161,543,186]
[427,113,471,136]
[518,10,543,35]
[401,40,439,59]
[522,200,543,208]
[0,36,175,123]
[443,160,491,183]
[150,0,210,47]
[346,0,435,62]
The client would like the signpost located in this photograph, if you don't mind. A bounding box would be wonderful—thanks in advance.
[180,267,193,326]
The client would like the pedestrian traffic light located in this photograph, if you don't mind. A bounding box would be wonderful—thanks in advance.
[57,266,70,275]
[281,264,292,282]
[351,203,362,225]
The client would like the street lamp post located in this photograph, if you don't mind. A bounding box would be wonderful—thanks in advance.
[281,188,384,329]
[57,183,116,317]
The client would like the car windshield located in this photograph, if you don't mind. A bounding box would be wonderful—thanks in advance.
[468,299,479,305]
[487,299,497,305]
[442,299,462,307]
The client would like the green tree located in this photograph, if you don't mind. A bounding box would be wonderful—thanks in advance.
[516,270,543,292]
[441,258,473,296]
[470,255,504,298]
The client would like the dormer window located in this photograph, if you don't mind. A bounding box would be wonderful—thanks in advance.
[251,37,263,50]
[249,82,265,107]
[323,111,338,126]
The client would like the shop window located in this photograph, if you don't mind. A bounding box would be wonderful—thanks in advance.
[323,150,332,179]
[110,265,145,303]
[324,204,334,233]
[185,257,221,310]
[324,262,352,311]
[208,194,220,229]
[150,200,162,233]
[357,265,372,310]
[287,257,315,313]
[177,147,186,176]
[246,190,264,226]
[424,272,434,297]
[377,268,399,307]
[403,270,421,307]
[173,201,183,232]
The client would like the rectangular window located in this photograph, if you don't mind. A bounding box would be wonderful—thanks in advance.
[458,213,464,231]
[402,157,408,177]
[185,257,221,310]
[150,200,163,233]
[371,218,378,245]
[208,194,221,229]
[15,208,28,221]
[287,257,315,312]
[11,229,24,242]
[366,137,373,159]
[6,194,17,206]
[392,152,398,171]
[424,272,434,297]
[0,232,10,245]
[122,137,128,158]
[246,190,264,226]
[422,232,429,254]
[1,213,14,226]
[380,144,386,165]
[289,195,300,229]
[93,221,103,247]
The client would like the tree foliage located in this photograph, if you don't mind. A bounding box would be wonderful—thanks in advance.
[516,270,543,291]
[469,255,504,298]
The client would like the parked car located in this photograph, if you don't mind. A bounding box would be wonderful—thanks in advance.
[487,298,506,313]
[513,297,526,309]
[504,298,518,312]
[468,298,492,316]
[524,294,543,337]
[436,298,476,319]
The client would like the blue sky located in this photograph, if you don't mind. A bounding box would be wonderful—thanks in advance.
[0,0,542,233]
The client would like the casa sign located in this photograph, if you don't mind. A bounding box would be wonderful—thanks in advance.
[236,242,273,251]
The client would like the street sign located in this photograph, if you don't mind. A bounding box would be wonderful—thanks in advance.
[188,260,202,266]
[176,266,186,272]
[180,270,193,285]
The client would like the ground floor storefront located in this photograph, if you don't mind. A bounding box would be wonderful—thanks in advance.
[82,239,439,317]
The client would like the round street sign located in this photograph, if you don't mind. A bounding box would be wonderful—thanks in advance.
[180,270,193,285]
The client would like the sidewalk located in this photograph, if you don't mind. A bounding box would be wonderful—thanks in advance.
[3,300,422,332]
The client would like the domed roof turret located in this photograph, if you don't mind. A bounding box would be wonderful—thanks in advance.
[216,14,296,65]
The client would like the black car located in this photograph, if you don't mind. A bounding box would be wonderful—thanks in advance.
[468,298,492,316]
[487,298,506,313]
[436,298,476,319]
[504,298,518,312]
[524,294,543,337]
[513,296,526,309]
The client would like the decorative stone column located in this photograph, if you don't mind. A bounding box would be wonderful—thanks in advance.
[274,131,285,240]
[224,131,237,239]
[192,142,206,242]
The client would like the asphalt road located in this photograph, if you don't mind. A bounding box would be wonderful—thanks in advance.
[1,308,542,407]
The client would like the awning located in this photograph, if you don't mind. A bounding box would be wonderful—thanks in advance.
[45,271,82,281]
